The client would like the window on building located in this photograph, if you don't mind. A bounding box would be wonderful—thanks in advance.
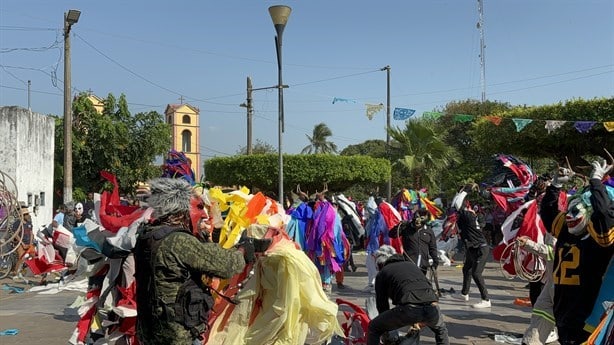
[182,115,191,124]
[182,130,192,152]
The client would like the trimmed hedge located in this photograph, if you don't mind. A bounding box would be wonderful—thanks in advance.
[204,154,390,194]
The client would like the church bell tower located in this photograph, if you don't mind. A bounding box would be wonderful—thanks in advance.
[164,102,201,181]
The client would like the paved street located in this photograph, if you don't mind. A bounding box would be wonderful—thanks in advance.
[0,252,540,344]
[335,253,538,344]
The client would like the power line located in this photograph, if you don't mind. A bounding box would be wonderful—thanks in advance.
[0,33,61,53]
[0,25,56,31]
[488,70,614,96]
[0,83,60,95]
[73,35,384,106]
[0,84,167,109]
[392,64,614,98]
[289,69,381,87]
[74,33,240,107]
[198,144,232,157]
[1,66,27,85]
[67,26,378,71]
[3,25,611,105]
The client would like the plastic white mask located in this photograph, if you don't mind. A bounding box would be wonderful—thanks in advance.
[566,197,589,235]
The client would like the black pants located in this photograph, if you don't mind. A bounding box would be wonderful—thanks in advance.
[557,326,590,345]
[461,246,490,301]
[491,225,502,246]
[529,281,544,306]
[343,244,356,271]
[367,304,449,345]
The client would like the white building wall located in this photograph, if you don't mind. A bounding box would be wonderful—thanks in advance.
[0,106,55,231]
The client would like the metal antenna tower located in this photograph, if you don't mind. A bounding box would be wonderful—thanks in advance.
[477,0,486,102]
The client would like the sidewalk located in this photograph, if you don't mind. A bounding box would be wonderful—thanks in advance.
[0,252,542,345]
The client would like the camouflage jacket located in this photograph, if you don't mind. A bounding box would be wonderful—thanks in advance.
[136,224,245,307]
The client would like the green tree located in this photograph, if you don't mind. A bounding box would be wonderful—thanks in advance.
[236,139,276,155]
[340,139,399,198]
[471,97,614,168]
[55,92,170,198]
[430,99,513,196]
[388,119,459,192]
[340,139,387,158]
[301,123,338,154]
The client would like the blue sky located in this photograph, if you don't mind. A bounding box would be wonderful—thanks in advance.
[1,1,613,161]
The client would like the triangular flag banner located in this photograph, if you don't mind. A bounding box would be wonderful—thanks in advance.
[366,103,384,120]
[512,118,533,132]
[454,114,474,123]
[393,107,416,120]
[485,116,502,126]
[574,121,596,133]
[332,97,356,104]
[544,120,566,134]
[604,121,614,132]
[423,111,443,119]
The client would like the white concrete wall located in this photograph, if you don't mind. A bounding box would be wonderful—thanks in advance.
[0,106,55,232]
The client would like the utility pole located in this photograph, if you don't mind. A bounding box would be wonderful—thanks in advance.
[477,0,486,102]
[63,9,80,204]
[27,80,31,111]
[240,77,254,155]
[381,65,392,202]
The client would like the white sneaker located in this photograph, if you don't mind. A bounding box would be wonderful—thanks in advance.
[545,329,558,343]
[454,293,469,301]
[472,299,491,308]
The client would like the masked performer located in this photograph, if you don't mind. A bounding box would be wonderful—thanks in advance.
[540,158,613,345]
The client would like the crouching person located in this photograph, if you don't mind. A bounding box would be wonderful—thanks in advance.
[368,245,449,345]
[134,178,267,345]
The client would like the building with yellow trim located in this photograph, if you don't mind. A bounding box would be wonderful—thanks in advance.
[86,94,105,114]
[165,103,201,181]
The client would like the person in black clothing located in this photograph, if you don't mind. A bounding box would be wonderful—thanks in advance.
[341,214,358,272]
[368,245,449,345]
[539,160,613,345]
[62,201,77,230]
[400,208,439,276]
[453,188,491,308]
[83,192,95,219]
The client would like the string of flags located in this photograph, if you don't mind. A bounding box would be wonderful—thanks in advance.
[334,98,417,121]
[332,98,612,134]
[393,107,416,120]
[365,103,384,120]
[331,97,356,104]
[365,104,417,121]
[422,111,614,133]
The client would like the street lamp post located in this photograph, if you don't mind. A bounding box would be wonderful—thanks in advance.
[268,5,291,206]
[381,65,391,201]
[63,9,80,204]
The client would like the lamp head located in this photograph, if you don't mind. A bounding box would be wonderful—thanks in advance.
[268,5,291,34]
[65,9,81,25]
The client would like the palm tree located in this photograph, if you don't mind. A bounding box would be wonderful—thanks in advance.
[388,119,459,189]
[301,123,338,154]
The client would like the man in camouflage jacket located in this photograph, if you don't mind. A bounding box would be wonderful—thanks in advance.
[134,178,247,345]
